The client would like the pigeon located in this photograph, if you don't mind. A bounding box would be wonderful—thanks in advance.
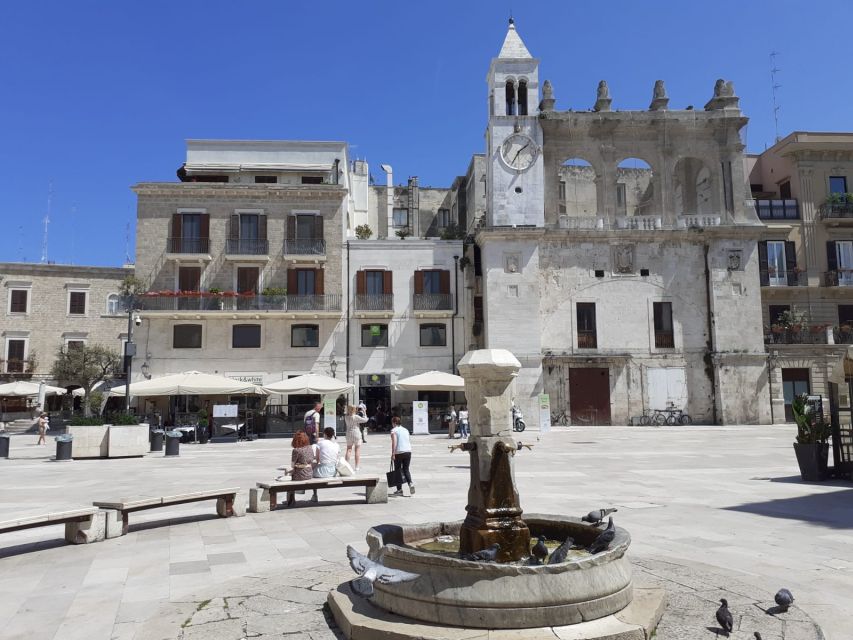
[548,536,575,564]
[581,508,618,526]
[346,545,420,598]
[461,543,501,562]
[754,633,762,640]
[715,598,733,635]
[587,517,615,554]
[531,536,549,564]
[774,588,794,612]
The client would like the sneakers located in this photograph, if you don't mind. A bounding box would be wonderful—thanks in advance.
[355,466,361,472]
[409,484,416,495]
[392,489,404,496]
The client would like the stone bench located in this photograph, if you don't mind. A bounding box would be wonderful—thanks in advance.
[249,475,386,512]
[0,507,105,545]
[93,488,245,538]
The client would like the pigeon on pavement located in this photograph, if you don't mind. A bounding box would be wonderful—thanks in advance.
[587,517,615,554]
[531,536,548,564]
[346,545,420,598]
[461,543,501,562]
[774,588,794,612]
[715,598,733,635]
[581,508,618,526]
[548,536,575,564]
[754,633,762,640]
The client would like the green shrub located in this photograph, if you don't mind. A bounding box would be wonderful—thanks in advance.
[792,395,831,444]
[109,413,140,426]
[70,416,105,426]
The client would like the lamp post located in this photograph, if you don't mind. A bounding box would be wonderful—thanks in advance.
[124,294,140,413]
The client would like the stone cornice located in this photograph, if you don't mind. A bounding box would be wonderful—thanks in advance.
[0,262,132,278]
[785,149,853,163]
[132,183,347,200]
[477,224,767,243]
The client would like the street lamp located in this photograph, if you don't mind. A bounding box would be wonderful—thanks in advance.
[330,352,338,379]
[124,293,141,413]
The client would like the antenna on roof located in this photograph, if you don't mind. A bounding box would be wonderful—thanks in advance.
[70,204,76,264]
[41,181,52,263]
[770,51,782,143]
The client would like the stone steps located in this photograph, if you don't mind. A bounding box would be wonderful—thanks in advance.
[1,419,38,435]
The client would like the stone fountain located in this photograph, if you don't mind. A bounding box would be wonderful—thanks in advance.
[329,349,665,639]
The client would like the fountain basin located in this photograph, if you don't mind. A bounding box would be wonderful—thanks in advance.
[365,514,633,629]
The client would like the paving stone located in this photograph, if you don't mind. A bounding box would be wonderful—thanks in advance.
[207,552,246,566]
[169,561,210,576]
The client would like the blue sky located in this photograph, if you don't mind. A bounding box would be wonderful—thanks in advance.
[1,1,851,266]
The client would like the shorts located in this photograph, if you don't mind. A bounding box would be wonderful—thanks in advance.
[345,429,362,447]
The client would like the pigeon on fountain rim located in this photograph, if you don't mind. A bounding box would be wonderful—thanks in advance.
[531,535,548,564]
[461,543,501,562]
[581,508,618,526]
[548,536,575,564]
[587,517,615,554]
[346,545,420,598]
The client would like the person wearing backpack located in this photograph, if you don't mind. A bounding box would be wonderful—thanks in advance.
[303,401,322,444]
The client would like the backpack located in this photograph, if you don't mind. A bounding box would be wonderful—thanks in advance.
[304,410,318,439]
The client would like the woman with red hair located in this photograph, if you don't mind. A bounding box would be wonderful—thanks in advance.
[287,429,317,505]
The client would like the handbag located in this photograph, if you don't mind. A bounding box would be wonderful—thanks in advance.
[386,460,401,487]
[337,458,355,477]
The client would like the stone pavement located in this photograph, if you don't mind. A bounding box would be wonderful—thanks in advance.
[0,425,849,639]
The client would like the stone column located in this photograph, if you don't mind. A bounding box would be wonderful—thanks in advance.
[797,165,818,283]
[457,349,531,563]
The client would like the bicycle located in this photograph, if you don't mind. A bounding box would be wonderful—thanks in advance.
[550,409,569,426]
[652,403,692,426]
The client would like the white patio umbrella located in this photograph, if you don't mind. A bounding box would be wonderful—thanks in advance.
[109,371,267,397]
[0,381,68,397]
[263,373,353,395]
[394,370,465,391]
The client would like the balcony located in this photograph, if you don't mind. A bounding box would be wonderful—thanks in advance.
[166,237,210,255]
[225,238,269,257]
[355,294,393,313]
[654,331,675,349]
[135,293,341,314]
[765,327,829,345]
[824,270,853,287]
[755,199,799,221]
[413,293,453,312]
[820,201,853,222]
[577,330,597,349]
[835,327,853,344]
[760,269,807,287]
[284,238,326,256]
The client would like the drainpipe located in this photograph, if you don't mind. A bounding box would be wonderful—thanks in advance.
[380,165,393,237]
[346,241,351,389]
[704,243,718,425]
[452,255,459,375]
[334,158,340,185]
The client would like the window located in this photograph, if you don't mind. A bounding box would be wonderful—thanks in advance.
[292,324,319,348]
[68,291,87,315]
[297,270,316,295]
[437,209,450,228]
[237,267,260,295]
[9,289,28,314]
[170,211,209,253]
[830,176,848,196]
[420,323,446,347]
[782,369,810,422]
[254,175,277,184]
[240,214,259,240]
[779,180,791,199]
[653,302,674,348]
[66,340,85,351]
[173,324,202,349]
[577,303,597,348]
[393,208,409,228]
[106,294,121,315]
[518,79,528,116]
[505,80,516,116]
[769,305,790,325]
[301,175,323,184]
[5,339,26,373]
[296,214,317,240]
[616,183,627,215]
[178,266,201,292]
[839,305,853,326]
[232,324,261,348]
[365,271,385,295]
[766,240,787,286]
[558,181,567,214]
[423,270,442,294]
[361,323,389,347]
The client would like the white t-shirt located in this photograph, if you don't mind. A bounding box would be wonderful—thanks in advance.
[458,410,469,423]
[391,425,412,454]
[316,438,339,465]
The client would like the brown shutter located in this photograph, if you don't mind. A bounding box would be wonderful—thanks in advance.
[287,269,298,294]
[230,214,239,239]
[287,216,296,239]
[356,271,366,295]
[200,214,210,238]
[314,215,324,240]
[383,270,392,295]
[758,241,769,287]
[171,213,182,239]
[439,269,450,294]
[414,271,424,295]
[258,214,267,240]
[315,269,324,294]
[827,241,838,271]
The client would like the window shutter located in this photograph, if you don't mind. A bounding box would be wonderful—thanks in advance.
[230,214,239,239]
[315,269,324,294]
[383,270,393,295]
[258,214,267,240]
[758,241,769,287]
[287,216,296,239]
[287,269,298,294]
[827,241,838,271]
[439,269,450,294]
[785,241,797,284]
[200,214,210,238]
[171,213,182,239]
[356,271,366,295]
[414,271,424,295]
[314,215,324,240]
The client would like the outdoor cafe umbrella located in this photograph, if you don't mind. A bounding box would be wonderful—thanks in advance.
[109,371,267,397]
[394,370,465,391]
[0,381,68,397]
[262,373,353,395]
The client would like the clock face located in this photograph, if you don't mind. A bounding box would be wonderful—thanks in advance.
[500,134,538,171]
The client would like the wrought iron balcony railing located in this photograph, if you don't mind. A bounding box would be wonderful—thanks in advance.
[820,202,853,220]
[654,332,675,349]
[355,294,393,311]
[226,238,269,255]
[824,270,853,287]
[577,331,597,349]
[167,237,209,254]
[135,294,341,312]
[755,199,799,220]
[284,238,326,255]
[760,269,807,286]
[413,293,452,311]
[764,328,829,345]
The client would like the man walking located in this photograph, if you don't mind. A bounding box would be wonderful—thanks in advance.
[303,401,322,445]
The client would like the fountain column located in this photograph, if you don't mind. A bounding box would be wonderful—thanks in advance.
[457,349,531,562]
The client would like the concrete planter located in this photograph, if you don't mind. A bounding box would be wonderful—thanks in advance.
[66,423,149,458]
[793,442,829,482]
[365,514,633,629]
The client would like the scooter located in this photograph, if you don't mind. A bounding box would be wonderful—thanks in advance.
[512,406,526,432]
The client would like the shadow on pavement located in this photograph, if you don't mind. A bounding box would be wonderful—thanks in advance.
[0,537,68,559]
[724,488,853,528]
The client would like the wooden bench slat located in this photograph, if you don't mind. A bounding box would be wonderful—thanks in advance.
[94,488,240,512]
[258,476,379,490]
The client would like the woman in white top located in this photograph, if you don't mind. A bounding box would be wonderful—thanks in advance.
[389,416,415,496]
[314,427,340,479]
[458,406,470,438]
[344,405,368,471]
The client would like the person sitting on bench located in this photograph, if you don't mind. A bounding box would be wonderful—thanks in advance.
[287,430,319,503]
[313,427,340,483]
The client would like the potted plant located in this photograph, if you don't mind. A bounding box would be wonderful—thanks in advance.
[261,286,287,310]
[355,224,373,240]
[791,394,831,481]
[395,227,411,240]
[197,409,210,444]
[208,287,224,310]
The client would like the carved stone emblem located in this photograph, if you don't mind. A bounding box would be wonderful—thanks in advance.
[727,250,743,271]
[613,245,635,274]
[504,253,521,274]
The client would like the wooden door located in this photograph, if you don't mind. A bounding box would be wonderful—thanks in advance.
[569,368,611,425]
[237,267,259,294]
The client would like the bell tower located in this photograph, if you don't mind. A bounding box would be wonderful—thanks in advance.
[486,19,544,227]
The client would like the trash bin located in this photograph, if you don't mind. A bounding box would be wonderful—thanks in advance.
[198,425,209,444]
[164,430,181,456]
[55,434,73,461]
[150,429,165,452]
[0,433,10,459]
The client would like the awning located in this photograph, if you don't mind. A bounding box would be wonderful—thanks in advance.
[395,371,465,391]
[828,346,853,385]
[263,373,353,395]
[0,381,68,397]
[109,371,267,397]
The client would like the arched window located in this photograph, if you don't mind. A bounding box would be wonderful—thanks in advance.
[106,294,120,316]
[505,80,516,116]
[518,80,528,116]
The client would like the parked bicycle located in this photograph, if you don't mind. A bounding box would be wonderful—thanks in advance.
[639,403,692,426]
[550,409,569,426]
